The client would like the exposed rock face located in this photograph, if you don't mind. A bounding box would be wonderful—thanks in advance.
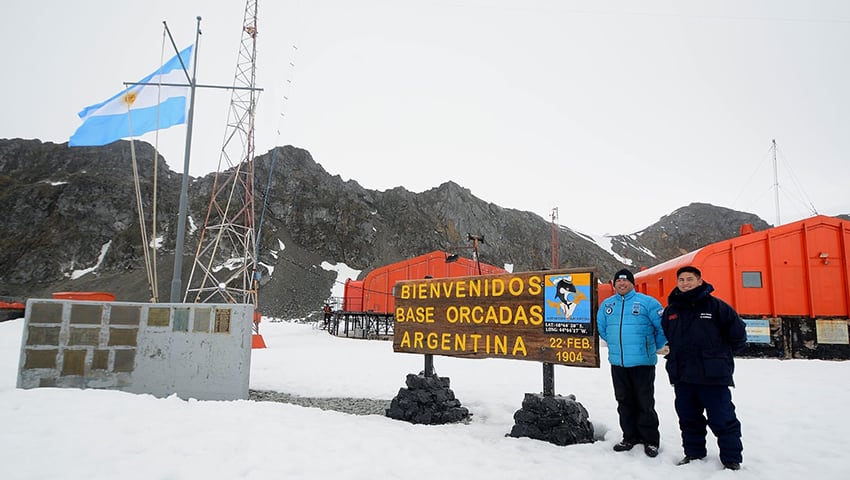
[1,138,818,319]
[0,139,181,288]
[606,203,773,270]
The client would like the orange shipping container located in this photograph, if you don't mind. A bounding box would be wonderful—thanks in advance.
[633,215,850,319]
[343,250,508,314]
[52,292,116,302]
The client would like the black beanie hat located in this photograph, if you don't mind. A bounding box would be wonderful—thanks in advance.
[613,268,635,285]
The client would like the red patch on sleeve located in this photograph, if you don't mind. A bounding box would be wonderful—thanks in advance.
[668,313,678,320]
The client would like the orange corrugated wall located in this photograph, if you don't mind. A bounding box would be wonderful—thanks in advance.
[343,279,364,312]
[353,251,508,314]
[632,215,850,318]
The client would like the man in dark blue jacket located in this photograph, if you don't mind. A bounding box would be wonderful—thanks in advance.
[661,266,748,471]
[598,268,667,458]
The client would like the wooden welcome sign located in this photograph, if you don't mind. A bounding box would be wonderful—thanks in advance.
[393,269,599,368]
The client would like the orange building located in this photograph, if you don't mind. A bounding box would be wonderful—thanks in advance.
[343,250,508,314]
[631,215,849,359]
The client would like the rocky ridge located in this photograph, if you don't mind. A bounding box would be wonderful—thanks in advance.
[1,138,818,319]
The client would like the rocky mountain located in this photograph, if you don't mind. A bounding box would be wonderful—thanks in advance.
[0,138,804,319]
[605,203,772,268]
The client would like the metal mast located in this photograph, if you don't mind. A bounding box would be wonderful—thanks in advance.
[550,207,559,269]
[771,139,780,226]
[184,0,260,309]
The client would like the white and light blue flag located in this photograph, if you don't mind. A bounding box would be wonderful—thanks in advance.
[69,45,194,147]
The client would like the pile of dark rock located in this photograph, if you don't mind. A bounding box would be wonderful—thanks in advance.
[385,373,470,424]
[507,393,594,446]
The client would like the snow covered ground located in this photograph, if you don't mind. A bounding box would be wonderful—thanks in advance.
[1,318,847,479]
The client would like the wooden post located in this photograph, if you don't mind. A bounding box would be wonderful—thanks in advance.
[424,354,435,377]
[543,362,555,396]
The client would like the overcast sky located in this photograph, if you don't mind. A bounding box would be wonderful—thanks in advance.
[2,1,848,234]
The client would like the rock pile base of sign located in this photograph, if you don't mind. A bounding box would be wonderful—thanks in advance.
[385,373,470,424]
[507,393,595,446]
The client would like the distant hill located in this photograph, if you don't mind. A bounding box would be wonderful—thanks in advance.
[4,138,839,319]
[603,203,771,269]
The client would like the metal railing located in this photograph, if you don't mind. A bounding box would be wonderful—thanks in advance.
[324,311,394,340]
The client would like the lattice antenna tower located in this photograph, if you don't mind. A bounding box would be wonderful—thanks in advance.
[185,0,260,307]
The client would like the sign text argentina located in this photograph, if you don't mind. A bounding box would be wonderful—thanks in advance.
[393,269,599,368]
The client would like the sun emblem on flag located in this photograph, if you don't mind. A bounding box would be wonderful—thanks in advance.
[122,91,138,106]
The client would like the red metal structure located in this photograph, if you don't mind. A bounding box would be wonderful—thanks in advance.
[185,0,260,309]
[182,1,265,348]
[0,298,26,322]
[342,250,508,315]
[631,215,850,359]
[633,215,849,317]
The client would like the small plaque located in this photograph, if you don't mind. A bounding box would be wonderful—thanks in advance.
[214,308,231,333]
[113,349,136,372]
[28,302,64,323]
[92,350,110,370]
[24,349,58,369]
[816,319,849,345]
[743,319,771,344]
[26,326,61,346]
[193,307,212,333]
[148,307,171,327]
[69,327,100,346]
[173,308,190,332]
[62,349,87,376]
[70,304,103,325]
[110,305,141,326]
[108,328,138,347]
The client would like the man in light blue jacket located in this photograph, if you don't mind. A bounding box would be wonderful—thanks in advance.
[598,269,667,458]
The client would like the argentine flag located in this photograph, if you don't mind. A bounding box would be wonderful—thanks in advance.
[69,45,194,147]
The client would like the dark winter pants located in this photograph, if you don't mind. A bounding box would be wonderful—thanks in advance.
[673,382,743,464]
[611,365,660,446]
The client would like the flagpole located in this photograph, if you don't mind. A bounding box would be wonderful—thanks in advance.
[170,16,202,303]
